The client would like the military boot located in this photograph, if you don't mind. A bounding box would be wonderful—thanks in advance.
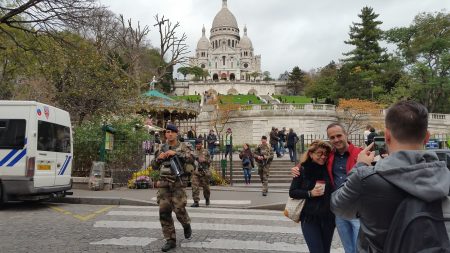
[161,240,176,252]
[191,201,199,207]
[183,224,192,239]
[205,198,210,206]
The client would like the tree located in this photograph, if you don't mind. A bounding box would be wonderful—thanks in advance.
[262,71,272,81]
[337,99,385,135]
[177,66,191,80]
[287,66,307,95]
[153,14,189,90]
[305,61,337,101]
[209,103,240,144]
[250,71,259,81]
[385,11,450,113]
[337,7,388,100]
[0,0,98,50]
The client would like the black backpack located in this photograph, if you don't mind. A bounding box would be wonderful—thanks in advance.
[383,194,450,253]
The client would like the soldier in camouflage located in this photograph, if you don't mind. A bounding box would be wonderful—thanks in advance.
[253,135,274,196]
[191,139,212,207]
[151,124,193,252]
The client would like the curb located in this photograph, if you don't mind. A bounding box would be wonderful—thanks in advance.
[247,202,285,211]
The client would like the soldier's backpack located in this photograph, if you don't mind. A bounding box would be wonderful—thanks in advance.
[383,194,450,253]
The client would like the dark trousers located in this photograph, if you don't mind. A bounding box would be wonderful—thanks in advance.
[225,145,232,158]
[301,216,335,253]
[288,145,296,162]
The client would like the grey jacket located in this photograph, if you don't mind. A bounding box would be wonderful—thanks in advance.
[331,150,450,253]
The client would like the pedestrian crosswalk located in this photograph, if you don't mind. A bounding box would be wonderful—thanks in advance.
[90,205,345,252]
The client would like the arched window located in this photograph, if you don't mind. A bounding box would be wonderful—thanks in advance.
[228,39,230,46]
[232,40,234,47]
[222,56,226,66]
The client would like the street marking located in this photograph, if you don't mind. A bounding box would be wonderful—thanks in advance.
[107,210,290,221]
[90,237,157,246]
[182,238,344,252]
[48,205,115,222]
[150,197,251,205]
[94,220,299,234]
[118,205,283,215]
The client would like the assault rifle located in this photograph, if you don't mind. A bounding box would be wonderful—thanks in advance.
[256,147,268,166]
[162,144,185,183]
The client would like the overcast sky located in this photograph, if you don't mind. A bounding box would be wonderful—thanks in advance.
[99,0,448,78]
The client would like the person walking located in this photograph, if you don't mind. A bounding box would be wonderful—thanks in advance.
[239,143,255,185]
[191,139,211,207]
[151,124,193,252]
[278,127,287,155]
[289,140,335,253]
[292,123,362,253]
[366,127,377,146]
[187,126,196,140]
[224,128,233,159]
[254,136,274,196]
[331,101,450,253]
[206,129,218,160]
[287,128,299,162]
[270,127,282,158]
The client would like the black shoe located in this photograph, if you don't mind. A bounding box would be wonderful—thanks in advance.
[161,240,176,252]
[191,202,199,207]
[205,198,210,206]
[183,224,192,239]
[262,192,267,196]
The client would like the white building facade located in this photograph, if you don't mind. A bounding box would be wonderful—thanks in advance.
[189,0,261,82]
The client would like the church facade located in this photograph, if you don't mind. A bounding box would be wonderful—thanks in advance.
[189,0,261,82]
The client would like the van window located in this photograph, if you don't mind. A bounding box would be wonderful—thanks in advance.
[0,119,26,149]
[38,121,71,153]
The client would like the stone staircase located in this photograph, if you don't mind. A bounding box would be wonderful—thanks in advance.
[211,158,295,189]
[259,95,280,104]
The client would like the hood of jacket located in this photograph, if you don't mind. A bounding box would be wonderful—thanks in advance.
[375,150,450,202]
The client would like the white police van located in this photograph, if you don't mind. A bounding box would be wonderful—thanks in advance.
[0,101,72,204]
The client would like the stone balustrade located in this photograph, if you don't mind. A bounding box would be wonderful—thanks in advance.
[238,103,335,112]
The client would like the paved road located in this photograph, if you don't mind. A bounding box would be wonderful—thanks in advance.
[0,202,344,252]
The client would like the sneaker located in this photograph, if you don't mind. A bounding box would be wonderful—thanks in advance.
[161,240,176,252]
[183,224,192,239]
[191,202,199,208]
[205,198,210,206]
[262,192,267,196]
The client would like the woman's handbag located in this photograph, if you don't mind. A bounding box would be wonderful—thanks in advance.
[284,197,305,223]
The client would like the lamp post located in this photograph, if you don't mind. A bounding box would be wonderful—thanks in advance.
[370,80,374,100]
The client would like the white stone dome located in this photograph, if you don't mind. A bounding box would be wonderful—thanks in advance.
[212,0,238,30]
[239,26,253,49]
[197,26,210,50]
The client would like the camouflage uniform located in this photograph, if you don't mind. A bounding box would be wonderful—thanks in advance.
[151,141,194,242]
[192,147,211,203]
[253,143,274,194]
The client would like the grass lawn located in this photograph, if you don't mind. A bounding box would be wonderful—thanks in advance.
[218,95,263,104]
[274,95,325,104]
[171,95,201,103]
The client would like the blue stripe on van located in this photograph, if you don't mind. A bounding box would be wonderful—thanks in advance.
[59,156,72,175]
[58,156,69,175]
[6,148,27,167]
[0,149,19,166]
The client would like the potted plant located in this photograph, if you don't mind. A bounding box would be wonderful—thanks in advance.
[135,175,150,189]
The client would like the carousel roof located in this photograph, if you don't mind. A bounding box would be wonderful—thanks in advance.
[142,90,174,101]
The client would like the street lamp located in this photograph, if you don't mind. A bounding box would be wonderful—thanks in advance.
[370,81,374,100]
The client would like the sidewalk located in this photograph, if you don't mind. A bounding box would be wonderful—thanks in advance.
[57,185,289,211]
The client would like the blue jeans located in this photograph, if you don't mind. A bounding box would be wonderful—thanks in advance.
[208,147,216,160]
[335,217,360,253]
[243,168,251,183]
[301,216,335,253]
[271,143,281,156]
[279,140,286,154]
[288,145,296,162]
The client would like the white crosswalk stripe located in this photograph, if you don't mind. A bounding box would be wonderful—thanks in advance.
[90,205,344,252]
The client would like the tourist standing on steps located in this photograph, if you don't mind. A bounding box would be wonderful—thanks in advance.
[289,140,335,253]
[151,124,193,252]
[239,143,255,185]
[286,128,299,162]
[270,127,282,158]
[278,127,287,155]
[224,128,233,159]
[206,129,218,160]
[254,136,274,196]
[191,139,212,207]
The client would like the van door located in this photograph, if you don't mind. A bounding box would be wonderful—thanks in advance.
[54,109,72,186]
[36,112,57,188]
[0,118,27,177]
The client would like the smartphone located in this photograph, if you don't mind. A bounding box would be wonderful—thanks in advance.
[373,137,386,156]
